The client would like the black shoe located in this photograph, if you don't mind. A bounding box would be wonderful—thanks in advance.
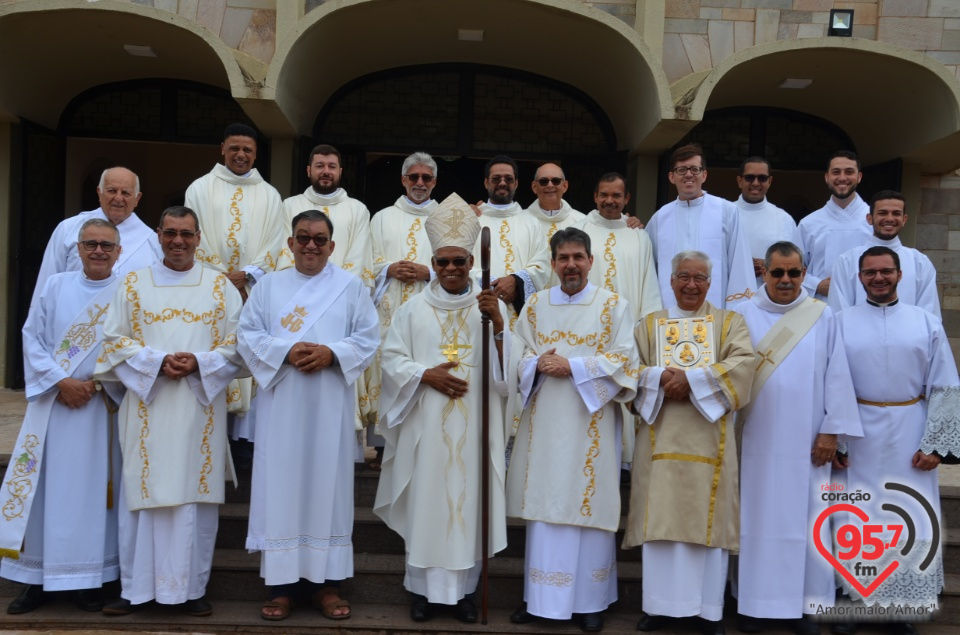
[410,595,432,622]
[7,585,44,614]
[580,611,604,632]
[637,612,669,631]
[738,614,764,633]
[889,624,917,635]
[102,598,138,616]
[76,588,104,612]
[455,596,478,624]
[830,623,858,635]
[788,617,820,635]
[510,602,539,624]
[182,597,212,617]
[700,617,725,635]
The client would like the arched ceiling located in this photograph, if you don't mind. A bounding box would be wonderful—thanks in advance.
[676,38,960,173]
[0,0,245,130]
[267,0,673,154]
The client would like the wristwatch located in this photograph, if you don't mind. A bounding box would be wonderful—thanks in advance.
[494,331,504,341]
[245,271,255,285]
[93,380,102,392]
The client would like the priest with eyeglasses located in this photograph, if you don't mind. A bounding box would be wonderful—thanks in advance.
[237,209,379,622]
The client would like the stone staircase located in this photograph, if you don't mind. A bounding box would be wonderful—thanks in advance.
[0,464,958,634]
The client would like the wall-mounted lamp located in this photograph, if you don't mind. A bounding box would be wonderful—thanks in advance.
[828,9,854,37]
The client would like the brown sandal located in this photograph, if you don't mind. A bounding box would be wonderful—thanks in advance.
[260,596,293,621]
[311,586,350,620]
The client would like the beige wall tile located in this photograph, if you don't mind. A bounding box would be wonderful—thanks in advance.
[177,0,199,21]
[227,0,274,8]
[220,6,253,47]
[665,18,709,33]
[709,19,735,64]
[666,0,701,18]
[878,16,944,48]
[943,29,960,49]
[852,24,878,37]
[722,8,757,20]
[835,1,878,23]
[735,19,756,50]
[929,0,960,18]
[793,0,834,10]
[701,7,723,18]
[237,8,275,63]
[778,22,799,37]
[197,0,227,35]
[879,0,928,17]
[756,8,781,42]
[663,32,695,83]
[681,33,713,71]
[153,0,177,13]
[798,23,826,36]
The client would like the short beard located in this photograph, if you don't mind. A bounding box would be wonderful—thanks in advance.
[488,189,513,205]
[830,185,856,201]
[312,181,338,196]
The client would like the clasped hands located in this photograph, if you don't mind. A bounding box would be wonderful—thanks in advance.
[659,367,690,401]
[537,348,571,378]
[387,260,430,283]
[55,377,97,408]
[287,342,334,374]
[162,353,199,380]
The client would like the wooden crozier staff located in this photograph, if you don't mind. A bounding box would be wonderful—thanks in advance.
[479,225,491,624]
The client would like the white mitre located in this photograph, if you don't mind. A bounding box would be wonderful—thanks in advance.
[425,192,481,253]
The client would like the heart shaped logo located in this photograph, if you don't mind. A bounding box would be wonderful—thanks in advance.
[813,503,899,597]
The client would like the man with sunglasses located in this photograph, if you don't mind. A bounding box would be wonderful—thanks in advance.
[375,197,508,624]
[833,246,957,635]
[1,219,124,615]
[734,157,796,282]
[796,150,872,301]
[238,210,379,622]
[31,166,162,309]
[736,241,862,635]
[96,206,246,617]
[646,144,755,310]
[828,190,940,319]
[475,155,550,325]
[366,153,441,463]
[525,163,585,243]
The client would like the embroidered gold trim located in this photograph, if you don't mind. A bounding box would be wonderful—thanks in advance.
[198,404,215,495]
[138,399,151,500]
[856,395,923,407]
[2,434,39,520]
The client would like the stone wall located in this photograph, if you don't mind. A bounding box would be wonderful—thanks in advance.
[919,172,960,349]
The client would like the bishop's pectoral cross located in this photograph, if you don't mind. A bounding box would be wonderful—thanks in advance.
[440,333,472,363]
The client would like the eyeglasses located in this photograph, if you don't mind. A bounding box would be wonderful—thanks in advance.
[860,268,898,277]
[293,235,330,247]
[742,174,770,183]
[405,173,434,184]
[79,240,118,252]
[536,177,564,186]
[434,257,468,267]
[488,175,516,185]
[768,268,804,279]
[160,229,198,239]
[672,166,704,176]
[674,273,709,285]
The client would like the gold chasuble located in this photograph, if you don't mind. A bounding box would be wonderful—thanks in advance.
[624,302,755,551]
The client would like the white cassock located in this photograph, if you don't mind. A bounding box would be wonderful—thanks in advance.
[525,201,585,288]
[367,196,438,427]
[476,202,551,327]
[838,301,959,609]
[829,235,941,318]
[238,265,379,585]
[646,193,756,310]
[795,193,871,301]
[374,279,509,604]
[0,271,122,590]
[95,262,244,605]
[735,195,796,283]
[281,187,375,430]
[576,209,663,466]
[506,283,639,618]
[737,287,863,618]
[280,187,374,288]
[30,208,162,309]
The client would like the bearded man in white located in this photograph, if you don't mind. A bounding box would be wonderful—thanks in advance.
[95,206,244,617]
[646,144,755,310]
[795,150,871,301]
[366,152,440,463]
[737,241,862,635]
[507,227,639,633]
[834,246,958,635]
[375,195,509,624]
[829,190,940,318]
[31,167,161,308]
[733,157,796,283]
[1,219,125,615]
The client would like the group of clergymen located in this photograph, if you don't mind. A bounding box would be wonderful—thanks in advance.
[1,121,956,635]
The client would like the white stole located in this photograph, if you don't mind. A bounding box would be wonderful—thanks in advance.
[0,282,116,558]
[656,196,725,307]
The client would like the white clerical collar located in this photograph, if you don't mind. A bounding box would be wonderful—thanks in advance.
[550,282,596,305]
[81,272,117,287]
[403,196,434,209]
[866,298,900,308]
[485,201,514,211]
[675,193,706,208]
[438,283,471,299]
[588,210,628,229]
[736,195,768,211]
[307,188,345,204]
[541,207,562,217]
[752,284,809,314]
[866,234,903,248]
